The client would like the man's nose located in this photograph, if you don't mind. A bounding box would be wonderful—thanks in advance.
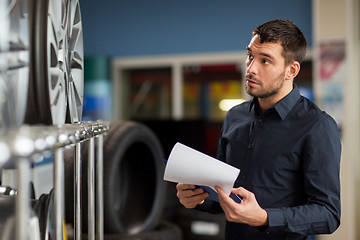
[246,59,258,75]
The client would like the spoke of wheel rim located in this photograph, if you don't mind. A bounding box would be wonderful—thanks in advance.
[51,91,61,123]
[49,67,61,99]
[68,81,81,122]
[68,2,82,49]
[69,24,81,51]
[70,70,82,96]
[49,65,66,125]
[48,0,63,35]
[71,51,82,69]
[50,79,66,125]
[72,68,83,89]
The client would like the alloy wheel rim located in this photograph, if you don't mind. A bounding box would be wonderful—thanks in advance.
[46,0,67,125]
[46,0,84,125]
[66,0,84,123]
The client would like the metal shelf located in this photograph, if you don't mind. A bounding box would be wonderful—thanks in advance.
[0,120,110,240]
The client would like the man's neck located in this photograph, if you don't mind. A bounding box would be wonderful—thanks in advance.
[257,85,293,112]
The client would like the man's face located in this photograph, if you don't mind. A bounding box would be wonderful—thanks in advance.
[245,34,287,99]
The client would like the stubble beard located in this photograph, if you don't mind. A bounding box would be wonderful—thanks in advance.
[245,72,285,99]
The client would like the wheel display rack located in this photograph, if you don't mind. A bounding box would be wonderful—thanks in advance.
[0,121,109,240]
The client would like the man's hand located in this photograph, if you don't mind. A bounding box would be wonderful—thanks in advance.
[215,186,268,227]
[176,183,209,209]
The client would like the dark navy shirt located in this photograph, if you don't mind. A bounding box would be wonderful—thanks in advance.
[199,86,341,240]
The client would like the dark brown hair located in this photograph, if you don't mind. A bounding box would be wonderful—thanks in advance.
[252,19,307,65]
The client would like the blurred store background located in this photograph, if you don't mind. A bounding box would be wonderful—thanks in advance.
[78,0,360,239]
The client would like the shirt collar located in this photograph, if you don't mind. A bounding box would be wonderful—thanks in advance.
[249,84,301,120]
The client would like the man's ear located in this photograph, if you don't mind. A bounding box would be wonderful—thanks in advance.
[285,61,300,80]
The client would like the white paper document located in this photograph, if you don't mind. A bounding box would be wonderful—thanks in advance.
[163,142,240,197]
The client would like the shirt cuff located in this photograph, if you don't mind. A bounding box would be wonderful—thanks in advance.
[195,199,222,214]
[266,208,286,228]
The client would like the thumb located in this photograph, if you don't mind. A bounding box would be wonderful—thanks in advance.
[214,186,226,196]
[231,187,252,199]
[214,186,230,202]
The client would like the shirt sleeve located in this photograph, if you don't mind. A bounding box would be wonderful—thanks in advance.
[265,114,341,236]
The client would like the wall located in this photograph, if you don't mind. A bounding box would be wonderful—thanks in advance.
[78,0,312,57]
[314,0,360,239]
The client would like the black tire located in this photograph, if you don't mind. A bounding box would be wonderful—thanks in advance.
[174,208,226,240]
[0,195,16,224]
[32,189,55,240]
[64,121,165,234]
[26,0,55,125]
[73,221,183,240]
[24,0,42,125]
[0,195,43,240]
[32,191,50,240]
[103,221,183,240]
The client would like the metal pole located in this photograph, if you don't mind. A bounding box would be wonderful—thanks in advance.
[74,142,82,240]
[88,137,95,240]
[96,134,104,240]
[16,158,30,240]
[54,148,65,240]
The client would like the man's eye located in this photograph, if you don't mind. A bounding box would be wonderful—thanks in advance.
[262,59,270,64]
[247,53,254,60]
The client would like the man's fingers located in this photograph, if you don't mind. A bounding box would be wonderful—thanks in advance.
[215,186,233,204]
[176,183,209,208]
[231,187,251,199]
[180,192,208,204]
[176,183,196,191]
[178,190,209,208]
[215,186,226,196]
[178,188,205,198]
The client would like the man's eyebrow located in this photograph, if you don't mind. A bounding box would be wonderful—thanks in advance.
[246,46,275,60]
[260,52,274,59]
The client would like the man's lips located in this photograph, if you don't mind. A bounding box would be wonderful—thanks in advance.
[246,78,259,87]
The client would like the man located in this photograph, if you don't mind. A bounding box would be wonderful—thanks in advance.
[176,19,341,240]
